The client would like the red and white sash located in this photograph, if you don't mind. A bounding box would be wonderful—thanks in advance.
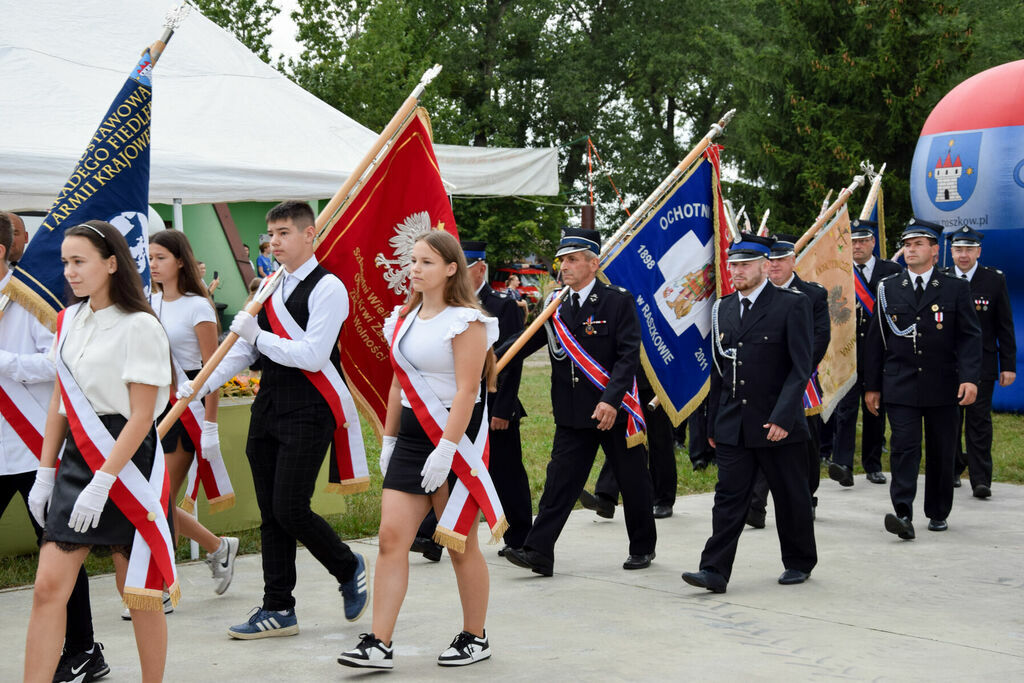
[0,374,48,459]
[55,304,179,611]
[549,306,647,448]
[390,306,508,552]
[174,359,235,514]
[263,283,369,493]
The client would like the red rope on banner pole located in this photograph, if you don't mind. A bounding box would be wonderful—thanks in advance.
[587,138,594,205]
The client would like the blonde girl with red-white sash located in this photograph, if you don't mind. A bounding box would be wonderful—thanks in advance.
[339,231,500,670]
[24,221,174,683]
[149,229,239,596]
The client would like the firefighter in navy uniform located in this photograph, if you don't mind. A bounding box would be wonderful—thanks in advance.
[681,233,817,593]
[864,219,982,540]
[747,234,830,527]
[500,228,657,575]
[830,220,902,486]
[944,226,1016,498]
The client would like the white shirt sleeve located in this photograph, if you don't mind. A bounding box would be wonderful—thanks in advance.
[0,310,56,384]
[255,275,348,372]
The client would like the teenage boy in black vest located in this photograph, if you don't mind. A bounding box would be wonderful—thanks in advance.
[186,201,368,638]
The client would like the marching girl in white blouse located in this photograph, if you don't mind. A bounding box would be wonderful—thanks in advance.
[149,229,239,595]
[24,221,171,682]
[340,230,498,670]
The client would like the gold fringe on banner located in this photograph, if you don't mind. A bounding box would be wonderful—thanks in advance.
[177,498,194,514]
[2,276,60,332]
[625,431,648,450]
[123,581,180,612]
[325,477,371,495]
[207,494,236,514]
[433,527,466,554]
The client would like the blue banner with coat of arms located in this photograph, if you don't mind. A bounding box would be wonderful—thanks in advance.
[600,158,719,426]
[4,51,155,329]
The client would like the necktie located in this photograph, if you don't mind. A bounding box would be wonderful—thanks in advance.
[856,263,867,279]
[571,292,581,315]
[914,275,924,303]
[961,274,968,280]
[741,298,752,319]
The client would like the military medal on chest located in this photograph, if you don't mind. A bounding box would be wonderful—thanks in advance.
[583,315,605,335]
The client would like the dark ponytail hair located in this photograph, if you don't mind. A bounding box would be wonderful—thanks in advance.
[64,220,156,318]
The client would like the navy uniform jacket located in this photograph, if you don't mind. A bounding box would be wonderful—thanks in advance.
[856,259,904,371]
[708,283,813,448]
[478,283,526,420]
[864,269,982,406]
[502,280,641,429]
[942,266,1016,381]
[789,273,831,367]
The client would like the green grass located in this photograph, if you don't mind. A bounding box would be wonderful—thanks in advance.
[3,365,1022,589]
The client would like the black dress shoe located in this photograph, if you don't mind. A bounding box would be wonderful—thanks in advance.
[623,552,655,570]
[652,505,673,519]
[410,536,443,562]
[579,490,615,519]
[745,509,766,529]
[504,548,553,577]
[828,462,854,487]
[972,484,991,499]
[884,513,915,540]
[691,458,709,471]
[953,477,962,488]
[497,545,519,558]
[865,471,887,484]
[778,568,810,585]
[681,569,727,593]
[927,518,948,532]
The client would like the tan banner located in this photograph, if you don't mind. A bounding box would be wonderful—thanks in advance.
[795,207,857,421]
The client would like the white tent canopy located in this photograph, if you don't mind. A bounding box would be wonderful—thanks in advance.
[0,0,558,210]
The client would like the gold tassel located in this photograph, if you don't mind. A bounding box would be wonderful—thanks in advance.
[804,405,824,416]
[207,494,236,514]
[166,581,181,608]
[325,477,371,495]
[177,498,195,514]
[432,526,466,554]
[2,278,59,331]
[488,515,509,545]
[122,587,165,612]
[626,431,648,449]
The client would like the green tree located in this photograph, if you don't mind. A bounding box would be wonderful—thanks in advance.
[192,0,279,63]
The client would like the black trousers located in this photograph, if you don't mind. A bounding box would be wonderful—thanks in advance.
[818,413,835,459]
[750,414,821,514]
[487,417,533,547]
[833,383,885,473]
[595,390,677,507]
[246,402,357,610]
[525,424,656,562]
[1,471,94,653]
[954,379,994,488]
[886,403,957,522]
[699,441,816,581]
[688,397,715,464]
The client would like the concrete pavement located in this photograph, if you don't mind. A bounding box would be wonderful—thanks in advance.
[2,474,1023,680]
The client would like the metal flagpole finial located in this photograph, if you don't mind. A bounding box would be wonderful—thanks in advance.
[708,108,736,138]
[757,209,771,237]
[412,64,443,99]
[164,2,192,30]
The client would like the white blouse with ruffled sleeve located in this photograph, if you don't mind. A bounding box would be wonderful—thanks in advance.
[384,304,498,408]
[55,303,171,421]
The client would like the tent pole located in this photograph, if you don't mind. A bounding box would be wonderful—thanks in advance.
[172,198,183,230]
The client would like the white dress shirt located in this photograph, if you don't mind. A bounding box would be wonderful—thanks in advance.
[203,255,348,391]
[0,270,55,475]
[738,277,770,312]
[855,255,877,283]
[955,263,978,282]
[909,266,935,289]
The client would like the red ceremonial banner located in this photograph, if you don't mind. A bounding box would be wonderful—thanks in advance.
[707,144,735,297]
[316,108,458,434]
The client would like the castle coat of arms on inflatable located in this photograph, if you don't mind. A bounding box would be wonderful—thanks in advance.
[910,60,1024,411]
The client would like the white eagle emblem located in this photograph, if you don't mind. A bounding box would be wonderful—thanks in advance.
[375,211,434,295]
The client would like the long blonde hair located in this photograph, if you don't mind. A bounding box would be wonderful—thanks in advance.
[401,231,496,391]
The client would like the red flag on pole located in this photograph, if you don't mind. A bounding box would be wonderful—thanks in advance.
[315,108,458,434]
[707,144,735,297]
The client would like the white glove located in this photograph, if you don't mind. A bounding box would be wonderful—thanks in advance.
[176,380,211,402]
[420,438,457,493]
[27,467,56,527]
[200,420,221,461]
[379,436,397,477]
[230,311,261,345]
[68,470,116,533]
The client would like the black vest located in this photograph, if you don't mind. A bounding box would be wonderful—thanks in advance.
[253,265,344,421]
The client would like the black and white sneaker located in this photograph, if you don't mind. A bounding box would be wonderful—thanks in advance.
[437,630,490,667]
[52,642,110,682]
[338,632,394,669]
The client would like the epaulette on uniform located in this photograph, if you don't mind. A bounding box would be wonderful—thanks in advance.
[983,265,1004,276]
[778,286,803,296]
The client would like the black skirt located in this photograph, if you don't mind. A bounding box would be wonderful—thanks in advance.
[382,403,484,495]
[44,414,167,548]
[159,368,201,454]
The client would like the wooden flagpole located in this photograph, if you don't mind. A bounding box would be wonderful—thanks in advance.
[858,162,886,221]
[159,65,444,437]
[794,172,866,255]
[495,286,570,373]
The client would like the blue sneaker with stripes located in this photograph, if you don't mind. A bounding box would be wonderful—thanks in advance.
[339,552,369,622]
[227,607,299,639]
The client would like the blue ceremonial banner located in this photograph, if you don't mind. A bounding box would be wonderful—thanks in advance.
[5,51,155,328]
[600,157,720,426]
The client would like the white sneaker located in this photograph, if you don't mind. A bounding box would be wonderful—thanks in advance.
[338,633,394,669]
[205,536,240,595]
[121,593,173,620]
[437,630,490,666]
